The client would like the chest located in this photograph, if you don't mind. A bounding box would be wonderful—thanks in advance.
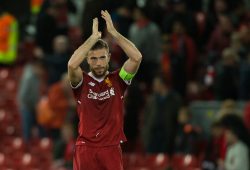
[82,78,121,104]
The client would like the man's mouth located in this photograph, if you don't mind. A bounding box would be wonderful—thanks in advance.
[95,67,104,73]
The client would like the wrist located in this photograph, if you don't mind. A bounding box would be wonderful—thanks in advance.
[110,30,119,38]
[90,34,100,42]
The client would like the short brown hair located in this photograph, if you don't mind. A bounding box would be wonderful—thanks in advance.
[90,39,109,53]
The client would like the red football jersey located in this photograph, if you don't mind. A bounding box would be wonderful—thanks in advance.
[72,70,128,147]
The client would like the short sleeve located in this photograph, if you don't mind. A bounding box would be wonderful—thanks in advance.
[70,72,85,101]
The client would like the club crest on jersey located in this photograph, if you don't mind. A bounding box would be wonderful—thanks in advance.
[105,77,112,87]
[88,81,95,87]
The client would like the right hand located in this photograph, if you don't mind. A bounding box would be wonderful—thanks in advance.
[92,18,101,39]
[101,10,116,35]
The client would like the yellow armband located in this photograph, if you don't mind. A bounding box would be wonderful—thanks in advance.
[119,67,136,81]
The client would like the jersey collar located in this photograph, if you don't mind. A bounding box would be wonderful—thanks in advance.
[88,71,109,83]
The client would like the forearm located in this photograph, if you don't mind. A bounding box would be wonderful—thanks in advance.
[111,31,142,62]
[68,35,98,69]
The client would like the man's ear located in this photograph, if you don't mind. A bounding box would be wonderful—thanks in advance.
[87,50,92,62]
[86,55,90,64]
[108,53,111,62]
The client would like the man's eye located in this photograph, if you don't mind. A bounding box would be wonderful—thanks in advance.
[91,57,97,60]
[100,56,106,59]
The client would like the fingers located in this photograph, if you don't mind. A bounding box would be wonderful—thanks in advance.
[101,10,106,16]
[92,18,98,32]
[93,18,98,27]
[101,10,106,20]
[92,17,102,38]
[101,10,115,33]
[101,10,110,20]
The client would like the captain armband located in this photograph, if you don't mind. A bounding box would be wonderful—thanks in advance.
[119,67,136,81]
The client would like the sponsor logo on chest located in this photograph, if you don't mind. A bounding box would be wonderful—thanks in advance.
[86,77,116,101]
[88,81,95,87]
[87,88,115,101]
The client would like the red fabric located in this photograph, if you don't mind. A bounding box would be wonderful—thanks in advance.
[218,133,227,160]
[206,27,231,56]
[0,14,14,52]
[243,102,250,132]
[47,82,69,128]
[49,83,69,112]
[171,33,197,79]
[161,52,172,82]
[55,1,68,26]
[196,12,206,36]
[136,19,150,28]
[72,70,128,147]
[73,144,123,170]
[210,133,226,161]
[64,139,75,162]
[31,0,43,7]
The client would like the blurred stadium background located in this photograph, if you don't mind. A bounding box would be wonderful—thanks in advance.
[0,0,250,169]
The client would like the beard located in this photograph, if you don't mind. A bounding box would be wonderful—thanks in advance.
[90,65,109,78]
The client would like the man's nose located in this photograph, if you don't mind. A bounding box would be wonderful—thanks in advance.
[96,58,102,65]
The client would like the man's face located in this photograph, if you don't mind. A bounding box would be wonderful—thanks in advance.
[87,48,110,78]
[53,35,68,54]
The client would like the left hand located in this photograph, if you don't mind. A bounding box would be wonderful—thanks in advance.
[92,18,102,40]
[101,10,116,35]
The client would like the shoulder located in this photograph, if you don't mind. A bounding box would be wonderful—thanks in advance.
[81,71,94,85]
[107,69,120,81]
[235,142,249,152]
[70,71,87,89]
[109,69,130,89]
[104,68,119,76]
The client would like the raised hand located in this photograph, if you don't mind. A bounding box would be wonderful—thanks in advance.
[101,10,116,35]
[92,18,101,39]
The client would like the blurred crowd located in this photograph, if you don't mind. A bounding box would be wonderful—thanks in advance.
[1,0,250,169]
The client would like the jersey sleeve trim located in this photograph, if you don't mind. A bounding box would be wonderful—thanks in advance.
[70,78,83,89]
